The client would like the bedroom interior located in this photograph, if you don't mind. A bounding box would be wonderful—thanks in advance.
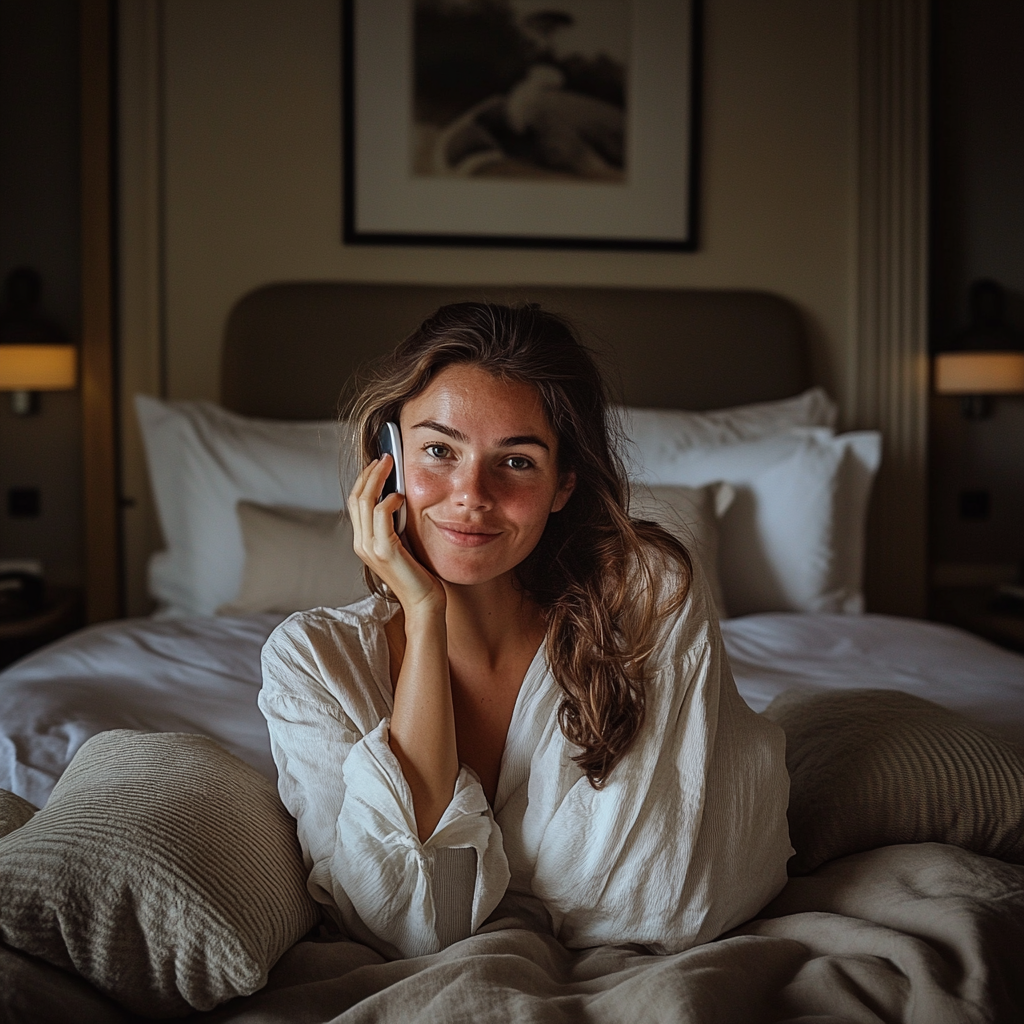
[1,0,1024,1021]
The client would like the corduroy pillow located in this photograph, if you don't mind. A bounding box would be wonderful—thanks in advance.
[0,789,36,838]
[764,688,1024,875]
[629,482,734,619]
[0,730,320,1017]
[216,501,367,616]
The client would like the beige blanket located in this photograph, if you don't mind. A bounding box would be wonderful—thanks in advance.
[3,843,1022,1023]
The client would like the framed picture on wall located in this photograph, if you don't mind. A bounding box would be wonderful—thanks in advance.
[343,0,701,250]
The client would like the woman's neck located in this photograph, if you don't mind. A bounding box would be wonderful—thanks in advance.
[443,574,546,672]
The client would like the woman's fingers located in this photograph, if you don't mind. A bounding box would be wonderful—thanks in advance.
[347,458,442,609]
[348,456,392,556]
[349,456,389,513]
[370,491,406,555]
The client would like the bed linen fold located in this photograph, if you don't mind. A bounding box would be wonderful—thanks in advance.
[0,614,282,808]
[2,842,1022,1023]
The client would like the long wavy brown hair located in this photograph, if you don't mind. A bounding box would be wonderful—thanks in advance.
[346,302,692,787]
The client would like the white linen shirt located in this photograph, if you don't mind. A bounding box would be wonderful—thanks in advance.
[259,565,792,960]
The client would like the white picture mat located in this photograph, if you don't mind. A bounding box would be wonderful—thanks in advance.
[351,0,695,243]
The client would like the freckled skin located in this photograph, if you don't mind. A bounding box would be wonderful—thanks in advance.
[349,364,576,830]
[398,365,575,590]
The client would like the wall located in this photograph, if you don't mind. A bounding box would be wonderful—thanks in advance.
[0,0,83,587]
[930,0,1024,586]
[161,0,856,401]
[120,0,868,614]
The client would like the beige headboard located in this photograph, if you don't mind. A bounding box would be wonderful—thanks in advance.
[221,283,811,420]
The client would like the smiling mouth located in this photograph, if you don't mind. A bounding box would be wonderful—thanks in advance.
[432,523,502,547]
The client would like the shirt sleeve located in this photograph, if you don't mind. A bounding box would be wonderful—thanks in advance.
[258,614,511,959]
[525,570,792,952]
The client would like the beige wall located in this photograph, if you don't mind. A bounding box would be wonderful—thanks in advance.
[159,0,856,403]
[122,0,869,613]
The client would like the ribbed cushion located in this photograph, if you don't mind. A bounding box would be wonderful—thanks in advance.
[764,688,1024,875]
[0,789,36,838]
[0,730,320,1017]
[217,500,367,615]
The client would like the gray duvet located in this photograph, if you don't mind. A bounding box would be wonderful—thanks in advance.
[3,841,1022,1024]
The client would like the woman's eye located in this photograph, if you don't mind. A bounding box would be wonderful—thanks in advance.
[425,443,450,459]
[505,456,532,470]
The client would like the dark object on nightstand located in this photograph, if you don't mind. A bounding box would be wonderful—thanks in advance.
[958,489,990,521]
[991,584,1024,615]
[0,571,46,615]
[8,487,41,518]
[931,585,1024,654]
[0,586,84,670]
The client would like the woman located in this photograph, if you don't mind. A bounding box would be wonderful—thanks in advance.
[259,303,791,960]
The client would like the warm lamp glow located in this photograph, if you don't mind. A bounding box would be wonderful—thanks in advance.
[0,344,77,391]
[934,351,1024,395]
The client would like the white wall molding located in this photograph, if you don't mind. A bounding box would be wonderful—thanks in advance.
[854,0,930,616]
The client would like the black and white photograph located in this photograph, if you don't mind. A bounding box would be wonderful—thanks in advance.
[412,0,629,183]
[345,0,698,248]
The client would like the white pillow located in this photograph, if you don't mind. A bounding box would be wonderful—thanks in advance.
[632,429,881,616]
[135,396,352,616]
[629,483,734,619]
[135,391,851,619]
[217,502,367,615]
[616,387,837,479]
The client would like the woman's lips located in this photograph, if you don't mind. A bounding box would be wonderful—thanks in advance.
[431,522,501,547]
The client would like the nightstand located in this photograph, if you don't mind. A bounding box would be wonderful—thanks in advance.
[0,586,85,670]
[931,586,1024,654]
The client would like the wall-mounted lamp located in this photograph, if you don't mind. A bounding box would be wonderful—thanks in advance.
[0,344,78,413]
[934,279,1024,419]
[0,268,77,415]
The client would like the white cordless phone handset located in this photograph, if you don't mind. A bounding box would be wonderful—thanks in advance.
[377,422,407,534]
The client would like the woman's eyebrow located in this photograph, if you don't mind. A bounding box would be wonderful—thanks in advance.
[496,434,549,451]
[410,420,468,442]
[409,421,549,451]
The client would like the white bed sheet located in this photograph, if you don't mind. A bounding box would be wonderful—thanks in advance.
[0,614,282,808]
[722,612,1024,747]
[0,610,1021,808]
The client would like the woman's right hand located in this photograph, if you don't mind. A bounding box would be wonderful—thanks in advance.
[347,456,446,618]
[351,456,457,841]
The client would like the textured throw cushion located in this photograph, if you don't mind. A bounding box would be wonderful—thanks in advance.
[629,482,734,619]
[0,730,320,1017]
[764,688,1024,875]
[218,501,367,615]
[0,789,36,839]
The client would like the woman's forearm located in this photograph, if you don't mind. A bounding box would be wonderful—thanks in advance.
[388,606,460,842]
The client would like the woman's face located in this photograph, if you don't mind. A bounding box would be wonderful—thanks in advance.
[398,364,575,588]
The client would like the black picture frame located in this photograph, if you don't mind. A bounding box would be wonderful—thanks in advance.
[343,0,701,251]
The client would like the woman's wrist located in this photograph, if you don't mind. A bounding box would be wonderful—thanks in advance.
[401,592,447,636]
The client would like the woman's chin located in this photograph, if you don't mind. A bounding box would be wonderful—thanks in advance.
[419,551,515,590]
[433,564,507,589]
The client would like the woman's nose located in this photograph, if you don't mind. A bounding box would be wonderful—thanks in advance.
[451,459,492,509]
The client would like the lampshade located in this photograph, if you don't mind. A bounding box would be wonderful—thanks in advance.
[934,351,1024,395]
[0,344,77,391]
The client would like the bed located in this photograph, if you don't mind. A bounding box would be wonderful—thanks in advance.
[2,283,1023,1023]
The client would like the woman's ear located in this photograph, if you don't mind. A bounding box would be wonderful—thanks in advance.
[551,471,577,513]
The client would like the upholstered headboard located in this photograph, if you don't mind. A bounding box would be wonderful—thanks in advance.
[221,283,811,420]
